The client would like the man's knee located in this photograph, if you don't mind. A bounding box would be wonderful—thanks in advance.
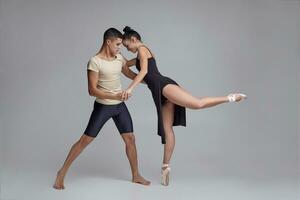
[123,133,136,146]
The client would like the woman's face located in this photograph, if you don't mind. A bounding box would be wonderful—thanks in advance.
[122,37,138,53]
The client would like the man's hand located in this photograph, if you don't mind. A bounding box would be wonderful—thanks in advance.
[115,92,124,101]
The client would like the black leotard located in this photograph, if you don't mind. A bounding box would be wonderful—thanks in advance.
[136,46,186,144]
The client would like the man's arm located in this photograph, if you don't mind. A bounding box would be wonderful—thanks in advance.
[125,58,136,68]
[87,70,121,100]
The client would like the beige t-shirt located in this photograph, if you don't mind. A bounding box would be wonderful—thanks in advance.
[87,53,126,105]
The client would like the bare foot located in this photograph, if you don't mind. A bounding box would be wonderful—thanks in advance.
[132,174,151,186]
[53,170,65,190]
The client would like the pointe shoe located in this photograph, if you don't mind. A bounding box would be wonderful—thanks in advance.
[227,93,247,102]
[161,164,171,186]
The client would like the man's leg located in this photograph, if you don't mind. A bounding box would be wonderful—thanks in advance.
[53,134,94,190]
[53,101,111,189]
[121,133,150,185]
[113,103,150,185]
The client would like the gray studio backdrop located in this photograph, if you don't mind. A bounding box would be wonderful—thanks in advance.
[0,0,299,199]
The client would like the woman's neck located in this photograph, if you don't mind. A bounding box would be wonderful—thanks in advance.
[136,42,144,49]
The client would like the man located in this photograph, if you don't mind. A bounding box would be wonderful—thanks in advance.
[53,28,150,190]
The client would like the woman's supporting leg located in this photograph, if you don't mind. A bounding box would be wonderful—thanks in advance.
[162,84,245,109]
[161,100,175,186]
[162,100,176,165]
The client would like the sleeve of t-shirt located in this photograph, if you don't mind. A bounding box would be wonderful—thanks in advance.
[118,54,127,66]
[87,58,100,72]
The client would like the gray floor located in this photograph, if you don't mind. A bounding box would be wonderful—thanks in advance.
[1,154,299,200]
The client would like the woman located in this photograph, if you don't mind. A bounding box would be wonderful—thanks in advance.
[120,26,247,186]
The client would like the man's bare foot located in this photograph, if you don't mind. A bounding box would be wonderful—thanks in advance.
[53,170,65,190]
[132,174,151,186]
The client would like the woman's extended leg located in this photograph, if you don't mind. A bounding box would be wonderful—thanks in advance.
[162,84,246,109]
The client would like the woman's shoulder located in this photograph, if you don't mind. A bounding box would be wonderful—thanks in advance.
[138,45,154,59]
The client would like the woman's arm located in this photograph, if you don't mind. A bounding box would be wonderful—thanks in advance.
[121,58,146,84]
[87,70,122,100]
[122,47,149,99]
[121,58,137,80]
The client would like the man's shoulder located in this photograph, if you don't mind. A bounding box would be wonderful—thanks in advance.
[88,56,102,67]
[89,55,99,62]
[116,53,126,65]
[116,53,123,59]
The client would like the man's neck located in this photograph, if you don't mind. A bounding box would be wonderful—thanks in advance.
[97,46,116,59]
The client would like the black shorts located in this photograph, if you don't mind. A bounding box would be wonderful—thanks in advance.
[84,101,133,137]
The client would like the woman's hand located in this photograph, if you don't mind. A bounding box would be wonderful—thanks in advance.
[121,88,133,101]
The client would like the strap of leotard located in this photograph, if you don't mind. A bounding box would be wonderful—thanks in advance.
[138,45,155,59]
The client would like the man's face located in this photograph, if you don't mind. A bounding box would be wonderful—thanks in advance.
[107,38,122,55]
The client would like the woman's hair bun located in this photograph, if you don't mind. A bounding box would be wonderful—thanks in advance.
[123,26,132,33]
[122,26,141,40]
